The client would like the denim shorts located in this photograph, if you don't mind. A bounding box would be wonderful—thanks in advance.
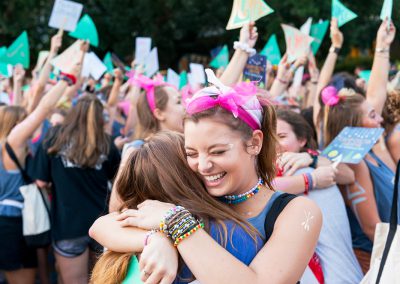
[53,236,102,258]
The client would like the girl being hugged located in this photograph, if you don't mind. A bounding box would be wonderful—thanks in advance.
[93,69,322,283]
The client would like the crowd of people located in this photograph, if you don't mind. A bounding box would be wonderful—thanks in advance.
[0,12,399,284]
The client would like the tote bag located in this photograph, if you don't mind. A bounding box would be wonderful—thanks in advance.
[360,160,400,284]
[5,142,51,247]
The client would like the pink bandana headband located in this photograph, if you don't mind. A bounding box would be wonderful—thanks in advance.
[128,72,170,113]
[185,69,263,130]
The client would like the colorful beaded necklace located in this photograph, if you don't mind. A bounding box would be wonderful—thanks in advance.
[219,178,263,204]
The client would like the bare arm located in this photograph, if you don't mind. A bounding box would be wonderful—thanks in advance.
[366,20,395,115]
[7,41,87,156]
[107,69,124,107]
[89,213,147,253]
[177,198,321,284]
[11,65,25,106]
[347,161,381,241]
[28,33,63,113]
[313,18,343,128]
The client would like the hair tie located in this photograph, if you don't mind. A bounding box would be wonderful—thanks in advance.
[321,86,340,106]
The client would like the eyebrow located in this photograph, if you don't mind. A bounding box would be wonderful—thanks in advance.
[185,143,232,151]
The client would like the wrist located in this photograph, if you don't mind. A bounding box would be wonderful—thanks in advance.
[329,46,341,55]
[233,41,256,57]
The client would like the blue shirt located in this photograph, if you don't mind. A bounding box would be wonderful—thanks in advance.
[0,144,25,216]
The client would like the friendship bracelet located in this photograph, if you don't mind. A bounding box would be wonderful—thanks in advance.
[303,174,310,195]
[233,41,256,57]
[59,72,77,86]
[306,173,314,191]
[277,77,288,85]
[144,229,159,246]
[174,223,204,247]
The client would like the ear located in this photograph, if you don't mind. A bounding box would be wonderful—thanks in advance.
[153,108,166,122]
[247,130,263,155]
[298,137,307,148]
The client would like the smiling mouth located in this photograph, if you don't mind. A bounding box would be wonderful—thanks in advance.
[203,172,227,183]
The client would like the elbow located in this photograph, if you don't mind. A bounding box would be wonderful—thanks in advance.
[88,217,102,240]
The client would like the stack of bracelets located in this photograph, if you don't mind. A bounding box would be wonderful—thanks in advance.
[159,206,204,247]
[58,72,77,86]
[302,172,315,195]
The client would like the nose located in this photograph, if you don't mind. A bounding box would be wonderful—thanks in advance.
[198,155,212,173]
[376,113,384,125]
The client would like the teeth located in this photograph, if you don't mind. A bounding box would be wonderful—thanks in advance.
[204,173,225,182]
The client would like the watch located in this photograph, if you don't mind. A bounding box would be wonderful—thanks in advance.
[329,46,341,55]
[376,47,390,53]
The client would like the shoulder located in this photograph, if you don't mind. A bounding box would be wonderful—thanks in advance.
[275,196,322,237]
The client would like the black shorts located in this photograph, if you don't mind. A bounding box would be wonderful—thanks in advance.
[0,216,37,271]
[53,236,102,258]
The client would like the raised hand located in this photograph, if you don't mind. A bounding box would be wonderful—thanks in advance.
[330,18,343,49]
[239,22,258,48]
[13,64,25,83]
[376,19,396,49]
[50,33,62,54]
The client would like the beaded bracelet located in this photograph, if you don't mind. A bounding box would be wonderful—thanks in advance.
[303,174,310,195]
[144,229,159,246]
[174,223,204,247]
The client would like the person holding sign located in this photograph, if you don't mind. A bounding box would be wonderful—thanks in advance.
[322,19,397,273]
[0,41,84,284]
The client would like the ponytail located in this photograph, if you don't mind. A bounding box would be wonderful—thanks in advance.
[257,98,278,190]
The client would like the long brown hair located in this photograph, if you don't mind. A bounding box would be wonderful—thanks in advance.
[184,98,278,190]
[48,94,110,168]
[323,90,365,147]
[0,106,27,142]
[91,132,259,284]
[134,86,170,140]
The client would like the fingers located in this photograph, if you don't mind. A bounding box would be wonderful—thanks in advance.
[115,209,138,221]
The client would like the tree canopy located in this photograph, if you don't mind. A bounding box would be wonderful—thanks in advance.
[0,0,398,70]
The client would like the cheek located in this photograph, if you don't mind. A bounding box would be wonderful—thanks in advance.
[186,157,198,171]
[362,117,379,128]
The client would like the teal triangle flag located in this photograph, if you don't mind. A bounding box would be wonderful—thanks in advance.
[179,71,188,90]
[0,65,10,77]
[0,31,30,68]
[359,70,371,82]
[332,0,358,27]
[69,14,99,47]
[103,52,114,72]
[260,34,281,65]
[310,20,329,54]
[210,45,229,68]
[121,256,143,284]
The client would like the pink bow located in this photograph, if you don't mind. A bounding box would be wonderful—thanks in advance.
[186,82,261,130]
[128,72,165,113]
[321,86,340,106]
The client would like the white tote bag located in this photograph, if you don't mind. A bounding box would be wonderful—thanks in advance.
[360,160,400,284]
[5,142,51,247]
[19,184,50,236]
